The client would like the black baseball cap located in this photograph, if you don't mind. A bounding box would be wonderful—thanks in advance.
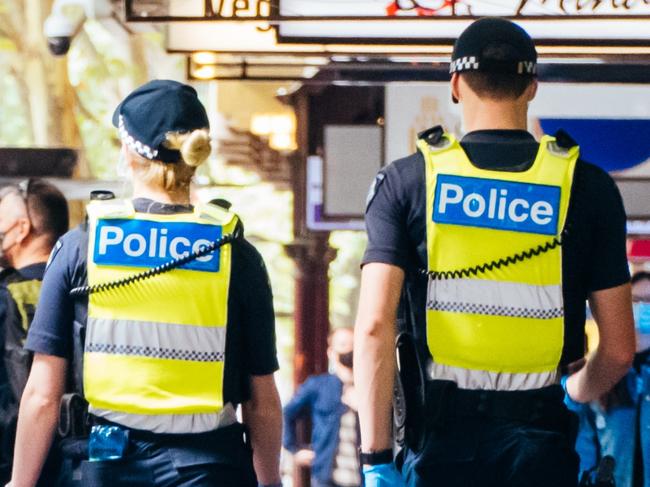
[112,79,209,163]
[450,18,537,76]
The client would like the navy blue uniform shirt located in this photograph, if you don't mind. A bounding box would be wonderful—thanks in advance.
[25,198,279,405]
[363,130,630,365]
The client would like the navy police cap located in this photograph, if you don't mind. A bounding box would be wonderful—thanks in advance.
[451,18,537,76]
[112,79,209,163]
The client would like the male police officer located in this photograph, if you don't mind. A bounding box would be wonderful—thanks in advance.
[355,18,636,487]
[0,179,69,484]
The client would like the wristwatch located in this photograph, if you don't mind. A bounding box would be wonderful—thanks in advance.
[359,448,393,465]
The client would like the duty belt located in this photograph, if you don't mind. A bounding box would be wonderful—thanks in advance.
[425,380,566,428]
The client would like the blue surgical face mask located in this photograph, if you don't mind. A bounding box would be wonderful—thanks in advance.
[633,302,650,334]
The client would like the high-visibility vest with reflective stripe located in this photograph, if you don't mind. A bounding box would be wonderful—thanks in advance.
[419,133,577,376]
[84,199,236,427]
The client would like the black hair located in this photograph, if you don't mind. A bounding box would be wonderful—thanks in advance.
[26,179,69,248]
[460,43,535,100]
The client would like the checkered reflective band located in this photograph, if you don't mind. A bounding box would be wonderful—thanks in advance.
[86,343,225,362]
[426,278,564,320]
[449,56,480,73]
[427,300,564,319]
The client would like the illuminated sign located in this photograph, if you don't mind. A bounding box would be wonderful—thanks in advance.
[151,0,650,53]
[277,1,650,45]
[129,0,650,20]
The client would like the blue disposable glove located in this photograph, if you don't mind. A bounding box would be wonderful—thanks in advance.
[561,375,582,411]
[363,462,406,487]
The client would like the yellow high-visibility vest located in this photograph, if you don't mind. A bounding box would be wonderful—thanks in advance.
[84,199,237,431]
[418,133,577,377]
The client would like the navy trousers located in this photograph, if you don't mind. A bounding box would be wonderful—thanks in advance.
[57,424,257,487]
[400,414,579,487]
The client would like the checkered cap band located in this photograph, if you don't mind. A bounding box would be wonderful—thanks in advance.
[118,115,159,160]
[87,343,225,362]
[449,56,480,74]
[427,300,564,320]
[450,57,537,75]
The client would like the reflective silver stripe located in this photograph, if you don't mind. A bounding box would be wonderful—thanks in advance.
[86,318,226,361]
[90,403,238,434]
[427,278,563,319]
[427,361,560,391]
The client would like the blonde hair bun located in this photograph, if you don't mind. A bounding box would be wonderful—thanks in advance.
[165,129,211,168]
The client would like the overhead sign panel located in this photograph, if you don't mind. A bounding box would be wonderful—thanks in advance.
[129,0,650,21]
[279,0,650,18]
[158,0,650,53]
[167,21,451,55]
[277,0,650,45]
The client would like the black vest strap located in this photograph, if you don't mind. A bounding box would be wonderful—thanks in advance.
[554,129,578,150]
[418,125,445,145]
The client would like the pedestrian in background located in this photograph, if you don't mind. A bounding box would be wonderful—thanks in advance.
[0,179,68,486]
[284,327,361,487]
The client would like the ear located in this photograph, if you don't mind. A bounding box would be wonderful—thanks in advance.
[122,145,143,176]
[122,145,136,169]
[15,217,32,243]
[525,78,538,102]
[451,73,461,104]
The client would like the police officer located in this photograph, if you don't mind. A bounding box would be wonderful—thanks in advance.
[354,18,636,487]
[0,179,69,485]
[9,80,283,487]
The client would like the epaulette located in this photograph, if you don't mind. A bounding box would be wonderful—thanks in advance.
[209,198,232,211]
[89,190,116,201]
[417,125,445,145]
[554,129,578,150]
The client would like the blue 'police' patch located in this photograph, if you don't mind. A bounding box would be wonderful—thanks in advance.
[93,219,222,272]
[433,175,561,236]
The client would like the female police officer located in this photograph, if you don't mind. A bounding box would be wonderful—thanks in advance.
[8,80,283,487]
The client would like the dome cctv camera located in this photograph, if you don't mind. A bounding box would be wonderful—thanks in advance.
[43,0,113,56]
[44,14,76,56]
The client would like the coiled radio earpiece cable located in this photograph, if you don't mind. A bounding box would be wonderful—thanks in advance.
[421,226,569,281]
[70,226,242,298]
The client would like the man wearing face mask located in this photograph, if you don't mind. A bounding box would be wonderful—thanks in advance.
[0,179,69,485]
[283,327,361,487]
